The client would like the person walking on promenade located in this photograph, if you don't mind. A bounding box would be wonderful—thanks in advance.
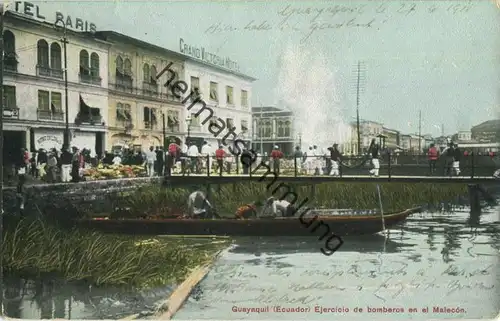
[443,142,455,176]
[369,139,380,177]
[271,145,283,175]
[187,142,200,175]
[312,145,321,175]
[303,147,313,175]
[293,146,303,173]
[452,144,462,176]
[46,151,58,183]
[241,148,253,175]
[60,147,73,182]
[144,146,157,177]
[201,141,213,174]
[155,147,164,176]
[215,145,226,175]
[329,143,342,176]
[166,140,180,176]
[427,143,439,175]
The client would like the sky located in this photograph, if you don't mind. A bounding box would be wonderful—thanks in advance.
[19,0,500,136]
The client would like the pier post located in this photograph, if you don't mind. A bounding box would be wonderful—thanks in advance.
[467,184,481,215]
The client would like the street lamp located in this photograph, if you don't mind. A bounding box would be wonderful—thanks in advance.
[185,114,192,144]
[54,20,70,149]
[161,112,166,150]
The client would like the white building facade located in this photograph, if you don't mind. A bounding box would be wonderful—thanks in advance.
[3,9,109,160]
[180,56,255,150]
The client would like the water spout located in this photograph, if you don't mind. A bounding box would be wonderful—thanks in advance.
[274,44,352,150]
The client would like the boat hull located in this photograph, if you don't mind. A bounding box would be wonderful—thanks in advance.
[78,207,420,237]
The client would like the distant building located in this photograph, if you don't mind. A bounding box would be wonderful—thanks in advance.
[252,106,294,154]
[354,120,384,153]
[381,127,400,149]
[457,130,472,142]
[341,123,359,155]
[470,119,500,143]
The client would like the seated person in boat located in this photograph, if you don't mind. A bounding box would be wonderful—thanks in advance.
[235,201,263,219]
[261,197,296,217]
[187,191,219,219]
[235,197,296,219]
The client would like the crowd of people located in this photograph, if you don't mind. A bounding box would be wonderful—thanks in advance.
[9,137,498,184]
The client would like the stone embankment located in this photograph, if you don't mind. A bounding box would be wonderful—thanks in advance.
[2,177,162,215]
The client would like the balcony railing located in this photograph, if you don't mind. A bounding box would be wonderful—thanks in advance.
[3,106,19,119]
[143,121,158,130]
[115,119,133,128]
[142,81,159,96]
[109,83,182,103]
[4,62,17,73]
[113,77,134,93]
[76,114,103,125]
[79,74,102,86]
[36,65,63,79]
[37,109,64,121]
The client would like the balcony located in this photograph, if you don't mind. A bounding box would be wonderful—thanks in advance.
[143,121,158,130]
[4,59,17,73]
[76,114,103,125]
[116,119,133,128]
[113,77,133,93]
[36,65,63,79]
[37,109,64,121]
[3,106,19,119]
[142,82,159,96]
[79,74,102,86]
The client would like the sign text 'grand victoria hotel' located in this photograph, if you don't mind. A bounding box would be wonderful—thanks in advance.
[179,38,240,72]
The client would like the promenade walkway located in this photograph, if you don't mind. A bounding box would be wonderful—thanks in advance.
[164,174,498,184]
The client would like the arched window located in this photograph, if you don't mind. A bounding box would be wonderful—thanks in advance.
[90,53,100,77]
[124,58,132,76]
[37,39,49,67]
[79,50,90,76]
[143,63,150,81]
[150,65,157,83]
[116,56,124,74]
[3,30,15,54]
[263,120,272,138]
[3,30,17,71]
[50,42,62,70]
[277,120,285,137]
[284,121,291,137]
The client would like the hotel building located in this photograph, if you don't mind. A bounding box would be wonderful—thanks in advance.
[3,8,109,161]
[94,31,186,152]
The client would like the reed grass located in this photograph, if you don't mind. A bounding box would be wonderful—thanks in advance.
[112,182,468,218]
[1,218,229,288]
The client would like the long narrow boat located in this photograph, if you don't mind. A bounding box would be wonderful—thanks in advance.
[78,207,421,237]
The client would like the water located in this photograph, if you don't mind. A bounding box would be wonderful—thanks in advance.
[274,44,352,149]
[2,279,175,319]
[175,205,500,320]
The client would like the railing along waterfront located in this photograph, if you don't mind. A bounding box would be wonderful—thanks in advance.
[166,152,499,180]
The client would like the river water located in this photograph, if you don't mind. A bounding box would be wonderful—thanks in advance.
[3,204,499,319]
[175,204,500,320]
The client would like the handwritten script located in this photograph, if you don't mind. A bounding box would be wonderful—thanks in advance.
[202,259,495,304]
[204,1,476,43]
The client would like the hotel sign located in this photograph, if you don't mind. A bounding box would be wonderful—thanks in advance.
[13,1,97,33]
[179,38,240,72]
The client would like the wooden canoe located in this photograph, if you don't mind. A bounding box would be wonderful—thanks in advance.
[78,207,421,237]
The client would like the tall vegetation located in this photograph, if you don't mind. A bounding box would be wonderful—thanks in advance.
[110,182,468,218]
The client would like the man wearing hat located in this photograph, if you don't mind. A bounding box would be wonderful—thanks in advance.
[270,145,283,175]
[329,143,342,176]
